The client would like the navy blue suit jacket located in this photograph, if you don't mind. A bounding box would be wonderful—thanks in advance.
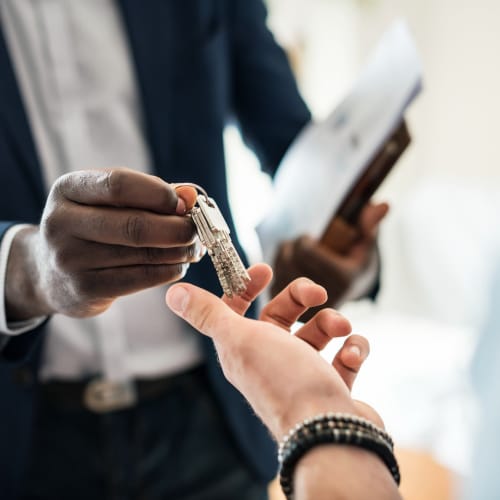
[0,0,310,497]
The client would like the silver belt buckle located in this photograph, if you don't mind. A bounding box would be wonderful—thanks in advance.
[83,378,137,413]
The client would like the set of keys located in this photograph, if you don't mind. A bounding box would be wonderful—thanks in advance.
[179,184,250,298]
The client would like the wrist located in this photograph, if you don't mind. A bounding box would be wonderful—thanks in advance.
[278,413,400,500]
[294,445,401,500]
[275,397,357,441]
[5,226,52,321]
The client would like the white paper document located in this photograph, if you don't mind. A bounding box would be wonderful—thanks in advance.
[256,20,422,262]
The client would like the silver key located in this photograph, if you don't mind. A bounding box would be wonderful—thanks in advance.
[189,193,250,298]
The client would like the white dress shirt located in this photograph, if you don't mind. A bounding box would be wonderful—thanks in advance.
[0,0,203,380]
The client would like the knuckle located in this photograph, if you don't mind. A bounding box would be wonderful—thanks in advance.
[161,183,178,212]
[176,219,197,244]
[194,303,217,334]
[40,211,61,241]
[142,247,174,265]
[124,215,147,246]
[89,212,107,235]
[103,169,125,201]
[316,309,338,338]
[51,172,73,198]
[143,247,161,264]
[53,246,74,271]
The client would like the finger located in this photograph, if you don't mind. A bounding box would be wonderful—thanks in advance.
[174,186,198,213]
[166,283,240,342]
[78,263,191,304]
[332,334,370,391]
[358,202,389,240]
[54,168,181,215]
[260,277,328,331]
[55,239,205,271]
[56,203,196,247]
[222,263,273,316]
[294,308,351,350]
[347,203,387,261]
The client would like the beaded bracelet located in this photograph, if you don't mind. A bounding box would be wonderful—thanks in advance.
[278,413,400,500]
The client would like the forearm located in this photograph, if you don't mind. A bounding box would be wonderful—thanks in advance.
[294,445,402,500]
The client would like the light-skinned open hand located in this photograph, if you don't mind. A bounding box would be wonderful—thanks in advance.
[166,263,382,440]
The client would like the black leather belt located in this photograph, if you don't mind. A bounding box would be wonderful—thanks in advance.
[40,365,204,414]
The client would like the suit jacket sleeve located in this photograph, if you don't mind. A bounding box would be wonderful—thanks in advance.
[227,0,311,175]
[0,221,45,363]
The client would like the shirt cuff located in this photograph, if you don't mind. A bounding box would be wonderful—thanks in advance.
[0,224,47,335]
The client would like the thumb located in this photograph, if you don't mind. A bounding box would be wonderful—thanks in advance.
[174,185,198,214]
[166,283,238,341]
[359,202,389,240]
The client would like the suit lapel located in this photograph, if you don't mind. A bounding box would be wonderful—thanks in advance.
[117,0,176,181]
[0,24,45,205]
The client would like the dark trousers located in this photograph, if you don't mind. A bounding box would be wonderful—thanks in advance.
[19,367,268,500]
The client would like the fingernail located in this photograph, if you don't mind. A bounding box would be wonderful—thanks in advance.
[348,344,361,357]
[176,197,187,215]
[168,286,189,313]
[295,279,313,294]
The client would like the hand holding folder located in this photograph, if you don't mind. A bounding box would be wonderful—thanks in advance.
[257,21,422,265]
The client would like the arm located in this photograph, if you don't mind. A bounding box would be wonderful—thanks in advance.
[0,222,47,360]
[228,0,311,175]
[166,264,401,499]
[295,446,401,500]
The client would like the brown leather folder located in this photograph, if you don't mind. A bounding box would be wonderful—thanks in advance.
[320,119,411,254]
